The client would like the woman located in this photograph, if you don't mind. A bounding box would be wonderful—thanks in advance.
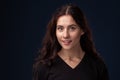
[33,4,109,80]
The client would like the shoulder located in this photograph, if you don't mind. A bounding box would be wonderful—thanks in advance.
[33,62,50,80]
[85,53,109,80]
[85,53,106,67]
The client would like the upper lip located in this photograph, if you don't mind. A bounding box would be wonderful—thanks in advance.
[62,40,72,43]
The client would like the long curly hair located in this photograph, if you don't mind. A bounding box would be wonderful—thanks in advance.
[34,4,100,67]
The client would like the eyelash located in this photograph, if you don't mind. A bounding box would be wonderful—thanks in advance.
[57,26,77,31]
[57,27,63,31]
[70,26,76,30]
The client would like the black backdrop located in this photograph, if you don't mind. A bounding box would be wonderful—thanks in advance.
[4,0,120,80]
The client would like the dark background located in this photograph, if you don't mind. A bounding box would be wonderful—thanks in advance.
[3,0,120,80]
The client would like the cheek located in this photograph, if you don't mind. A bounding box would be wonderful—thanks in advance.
[75,35,81,42]
[71,33,81,44]
[71,32,81,40]
[56,31,61,40]
[56,32,62,45]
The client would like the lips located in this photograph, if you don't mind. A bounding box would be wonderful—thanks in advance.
[61,40,72,45]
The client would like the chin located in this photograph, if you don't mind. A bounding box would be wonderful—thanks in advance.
[62,46,72,50]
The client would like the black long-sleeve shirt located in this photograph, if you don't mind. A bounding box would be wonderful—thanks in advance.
[33,53,109,80]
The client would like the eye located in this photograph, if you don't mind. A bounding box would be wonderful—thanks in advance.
[57,26,64,31]
[69,26,77,31]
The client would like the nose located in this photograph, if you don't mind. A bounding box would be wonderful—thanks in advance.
[63,29,70,38]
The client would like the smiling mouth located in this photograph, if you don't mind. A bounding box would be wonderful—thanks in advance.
[62,40,72,45]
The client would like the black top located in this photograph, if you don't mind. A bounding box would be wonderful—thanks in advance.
[33,53,109,80]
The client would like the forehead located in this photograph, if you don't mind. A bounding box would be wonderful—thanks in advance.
[57,15,77,25]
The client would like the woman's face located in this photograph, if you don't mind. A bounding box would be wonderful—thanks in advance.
[56,15,84,50]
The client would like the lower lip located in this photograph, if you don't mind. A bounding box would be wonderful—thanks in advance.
[62,41,72,45]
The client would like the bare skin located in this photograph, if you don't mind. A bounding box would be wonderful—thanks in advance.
[56,15,85,69]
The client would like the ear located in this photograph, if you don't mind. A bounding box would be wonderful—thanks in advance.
[81,29,84,35]
[81,32,84,35]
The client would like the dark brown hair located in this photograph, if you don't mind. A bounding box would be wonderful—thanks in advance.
[34,4,100,66]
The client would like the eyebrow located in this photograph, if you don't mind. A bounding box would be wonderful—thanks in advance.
[68,24,78,27]
[57,24,78,27]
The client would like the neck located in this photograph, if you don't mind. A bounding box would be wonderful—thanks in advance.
[58,46,85,59]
